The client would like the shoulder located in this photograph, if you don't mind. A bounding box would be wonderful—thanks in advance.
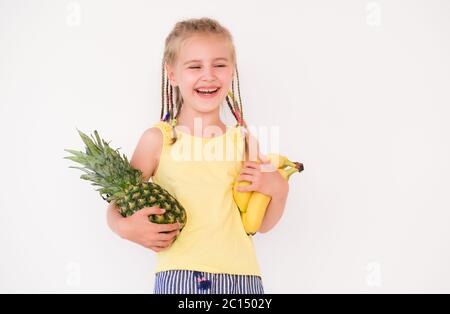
[139,125,164,148]
[145,124,165,139]
[152,121,174,144]
[130,124,165,181]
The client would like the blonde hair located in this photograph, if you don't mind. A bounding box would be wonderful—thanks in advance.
[160,17,249,157]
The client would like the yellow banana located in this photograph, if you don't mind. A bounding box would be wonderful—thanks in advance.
[239,155,304,235]
[266,153,299,169]
[233,180,253,213]
[233,153,297,213]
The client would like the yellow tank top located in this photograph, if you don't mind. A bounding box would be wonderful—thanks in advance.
[151,120,261,276]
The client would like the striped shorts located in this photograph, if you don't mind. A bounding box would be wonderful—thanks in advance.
[153,270,265,294]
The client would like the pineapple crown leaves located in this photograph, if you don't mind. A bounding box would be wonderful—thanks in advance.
[64,129,143,201]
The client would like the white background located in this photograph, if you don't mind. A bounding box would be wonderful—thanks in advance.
[1,0,449,293]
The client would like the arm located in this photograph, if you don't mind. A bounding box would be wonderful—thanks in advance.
[106,127,160,237]
[238,165,290,234]
[105,127,180,252]
[106,200,127,238]
[238,132,290,234]
[258,181,289,233]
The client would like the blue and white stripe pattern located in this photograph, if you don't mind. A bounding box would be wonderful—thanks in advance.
[153,270,265,294]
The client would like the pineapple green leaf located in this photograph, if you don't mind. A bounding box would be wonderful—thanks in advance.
[64,149,85,157]
[64,155,84,164]
[76,129,101,156]
[65,128,187,228]
[80,173,100,182]
[94,130,103,149]
[68,166,93,175]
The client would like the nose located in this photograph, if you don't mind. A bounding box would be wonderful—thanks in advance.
[200,65,216,80]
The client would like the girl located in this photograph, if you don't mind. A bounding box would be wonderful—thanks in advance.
[106,17,290,294]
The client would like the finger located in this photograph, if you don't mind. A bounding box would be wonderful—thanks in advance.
[243,161,260,170]
[155,221,180,233]
[156,237,176,248]
[155,240,171,247]
[240,168,258,176]
[260,162,277,172]
[159,229,179,241]
[237,174,254,183]
[258,152,270,163]
[150,246,165,253]
[140,206,165,216]
[236,184,255,192]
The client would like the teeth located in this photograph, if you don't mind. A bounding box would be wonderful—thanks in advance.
[196,88,219,93]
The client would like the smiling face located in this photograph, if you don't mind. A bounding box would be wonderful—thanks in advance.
[165,34,235,114]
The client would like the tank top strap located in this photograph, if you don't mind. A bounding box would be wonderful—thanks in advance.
[152,121,174,146]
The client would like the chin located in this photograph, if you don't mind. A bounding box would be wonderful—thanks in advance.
[190,98,222,110]
[196,103,221,113]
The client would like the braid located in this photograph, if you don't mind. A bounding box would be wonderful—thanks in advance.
[169,85,174,120]
[165,76,170,120]
[228,83,243,125]
[160,61,165,120]
[226,95,239,122]
[169,84,178,144]
[175,90,182,119]
[227,65,250,161]
[232,73,235,106]
[160,64,177,144]
[231,72,239,119]
[235,65,244,126]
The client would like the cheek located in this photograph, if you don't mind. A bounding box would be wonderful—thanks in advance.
[218,69,234,82]
[220,74,234,92]
[178,75,198,94]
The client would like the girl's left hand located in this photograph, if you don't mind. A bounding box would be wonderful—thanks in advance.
[235,154,288,197]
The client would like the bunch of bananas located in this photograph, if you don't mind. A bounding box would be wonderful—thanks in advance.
[233,153,304,235]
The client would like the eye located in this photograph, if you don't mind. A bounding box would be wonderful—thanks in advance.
[188,65,227,69]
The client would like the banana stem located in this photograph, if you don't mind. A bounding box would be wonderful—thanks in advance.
[293,162,304,172]
[284,159,298,169]
[285,167,298,179]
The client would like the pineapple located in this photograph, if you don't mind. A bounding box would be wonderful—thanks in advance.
[64,129,187,230]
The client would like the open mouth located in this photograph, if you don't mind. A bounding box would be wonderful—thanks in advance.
[195,87,220,97]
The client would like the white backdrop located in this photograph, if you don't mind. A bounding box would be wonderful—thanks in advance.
[1,0,449,293]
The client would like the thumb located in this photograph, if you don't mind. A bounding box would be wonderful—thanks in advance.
[140,206,165,215]
[258,152,275,172]
[259,151,270,163]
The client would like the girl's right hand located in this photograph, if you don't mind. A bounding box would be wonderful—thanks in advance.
[118,206,181,253]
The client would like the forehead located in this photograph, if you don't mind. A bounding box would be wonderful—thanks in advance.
[179,34,232,63]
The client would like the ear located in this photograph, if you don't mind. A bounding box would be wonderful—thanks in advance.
[165,63,177,87]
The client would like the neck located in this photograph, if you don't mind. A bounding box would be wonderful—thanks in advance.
[175,104,226,134]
